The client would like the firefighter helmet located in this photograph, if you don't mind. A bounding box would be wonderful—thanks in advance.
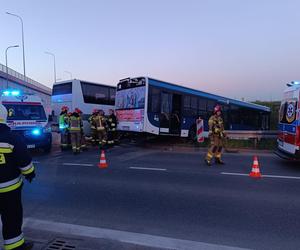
[75,108,82,114]
[0,104,7,124]
[214,105,222,114]
[61,106,69,112]
[92,109,99,114]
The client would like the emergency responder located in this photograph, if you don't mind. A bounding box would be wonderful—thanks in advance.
[59,106,69,150]
[0,104,35,250]
[69,109,83,154]
[95,110,107,148]
[88,109,99,145]
[205,105,226,166]
[107,109,117,146]
[75,108,87,150]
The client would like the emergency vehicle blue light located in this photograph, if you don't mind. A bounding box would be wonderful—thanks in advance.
[32,129,41,136]
[11,90,20,96]
[3,91,10,96]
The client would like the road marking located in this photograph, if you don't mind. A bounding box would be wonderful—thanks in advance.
[63,163,94,167]
[221,172,300,180]
[22,218,248,250]
[129,167,167,171]
[32,161,40,164]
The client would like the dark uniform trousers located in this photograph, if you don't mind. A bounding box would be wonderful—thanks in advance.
[0,187,24,250]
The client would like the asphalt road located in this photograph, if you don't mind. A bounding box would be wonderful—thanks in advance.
[20,143,300,250]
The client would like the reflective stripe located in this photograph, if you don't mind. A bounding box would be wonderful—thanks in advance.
[20,162,34,172]
[0,177,22,193]
[21,163,35,175]
[0,143,14,153]
[4,233,24,245]
[4,234,24,250]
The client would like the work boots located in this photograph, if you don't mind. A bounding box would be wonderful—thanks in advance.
[215,158,225,165]
[204,159,212,166]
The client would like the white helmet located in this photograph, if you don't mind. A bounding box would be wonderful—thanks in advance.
[0,104,7,124]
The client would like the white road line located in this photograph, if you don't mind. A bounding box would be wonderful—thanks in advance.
[22,218,248,250]
[63,163,94,167]
[221,172,300,180]
[129,167,167,171]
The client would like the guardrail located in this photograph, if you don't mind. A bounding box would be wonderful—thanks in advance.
[0,62,51,93]
[226,130,277,140]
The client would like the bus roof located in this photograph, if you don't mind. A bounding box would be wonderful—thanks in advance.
[146,77,270,112]
[53,79,116,88]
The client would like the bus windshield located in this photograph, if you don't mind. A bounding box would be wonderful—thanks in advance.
[4,104,47,121]
[116,78,146,110]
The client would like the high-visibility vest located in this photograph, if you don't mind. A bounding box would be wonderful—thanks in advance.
[69,116,81,132]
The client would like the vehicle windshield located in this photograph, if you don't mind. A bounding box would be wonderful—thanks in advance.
[115,87,145,110]
[4,104,47,121]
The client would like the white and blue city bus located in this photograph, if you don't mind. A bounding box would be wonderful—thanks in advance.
[115,77,270,139]
[51,79,116,135]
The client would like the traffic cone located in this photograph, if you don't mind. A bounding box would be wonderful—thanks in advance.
[98,150,108,169]
[249,156,262,178]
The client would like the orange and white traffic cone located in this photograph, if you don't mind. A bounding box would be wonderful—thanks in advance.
[98,150,108,169]
[249,156,262,178]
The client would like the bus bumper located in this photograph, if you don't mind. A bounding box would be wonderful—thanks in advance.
[274,148,300,161]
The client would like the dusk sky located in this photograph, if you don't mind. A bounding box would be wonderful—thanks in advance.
[1,0,300,101]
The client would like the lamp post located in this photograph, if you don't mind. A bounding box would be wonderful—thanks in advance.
[64,71,72,80]
[6,12,26,79]
[45,51,57,84]
[5,45,19,88]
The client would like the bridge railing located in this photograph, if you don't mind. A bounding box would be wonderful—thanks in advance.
[0,63,51,93]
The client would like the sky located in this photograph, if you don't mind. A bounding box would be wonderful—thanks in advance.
[1,0,300,101]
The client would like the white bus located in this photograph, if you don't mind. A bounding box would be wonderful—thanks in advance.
[51,79,116,134]
[115,77,270,139]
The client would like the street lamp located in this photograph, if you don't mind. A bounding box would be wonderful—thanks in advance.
[5,45,19,88]
[6,12,26,79]
[64,71,72,80]
[45,51,57,84]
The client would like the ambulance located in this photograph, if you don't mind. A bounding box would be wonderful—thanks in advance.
[1,90,52,152]
[276,81,300,160]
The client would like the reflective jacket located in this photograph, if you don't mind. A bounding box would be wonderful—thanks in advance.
[69,115,83,132]
[95,115,106,131]
[208,115,225,137]
[88,115,97,130]
[59,113,69,130]
[0,124,35,193]
[107,114,117,131]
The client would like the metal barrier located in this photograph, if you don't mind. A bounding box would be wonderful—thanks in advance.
[226,130,277,140]
[0,62,51,93]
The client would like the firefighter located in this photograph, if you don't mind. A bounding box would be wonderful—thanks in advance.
[69,109,83,154]
[205,105,226,166]
[107,109,118,146]
[75,108,87,150]
[0,104,35,250]
[59,106,69,150]
[95,110,107,148]
[88,109,99,145]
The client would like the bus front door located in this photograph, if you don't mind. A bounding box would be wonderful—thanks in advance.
[159,92,182,135]
[159,92,171,134]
